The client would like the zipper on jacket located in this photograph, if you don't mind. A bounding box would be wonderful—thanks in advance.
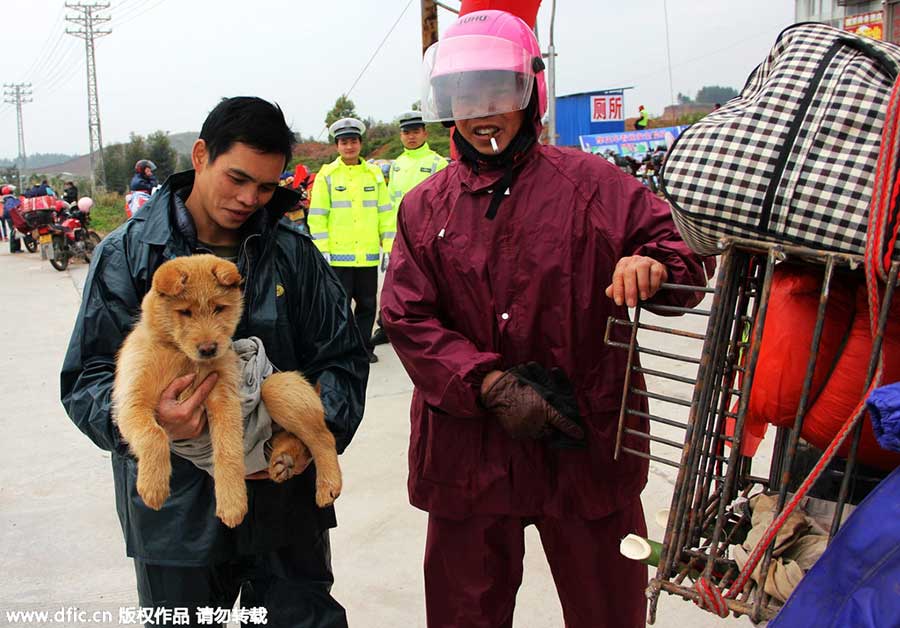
[238,233,261,317]
[759,40,842,233]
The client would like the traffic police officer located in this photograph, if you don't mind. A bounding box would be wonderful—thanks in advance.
[309,117,393,363]
[371,111,448,346]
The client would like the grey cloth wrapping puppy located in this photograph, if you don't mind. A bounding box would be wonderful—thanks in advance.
[170,336,276,475]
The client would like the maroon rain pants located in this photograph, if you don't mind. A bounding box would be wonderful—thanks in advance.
[424,500,648,628]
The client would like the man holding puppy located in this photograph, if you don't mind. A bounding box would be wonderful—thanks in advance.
[380,10,709,628]
[61,97,369,627]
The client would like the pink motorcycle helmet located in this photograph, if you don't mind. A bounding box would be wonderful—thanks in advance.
[421,9,547,123]
[77,196,94,213]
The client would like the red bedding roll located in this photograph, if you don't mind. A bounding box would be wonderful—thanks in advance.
[802,285,900,471]
[739,265,857,455]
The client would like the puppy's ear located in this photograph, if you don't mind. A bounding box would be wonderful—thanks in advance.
[211,260,242,288]
[153,263,188,297]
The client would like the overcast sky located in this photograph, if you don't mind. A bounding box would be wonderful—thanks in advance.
[0,0,795,159]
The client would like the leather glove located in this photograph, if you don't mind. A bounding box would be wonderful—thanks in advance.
[381,252,390,272]
[481,362,585,443]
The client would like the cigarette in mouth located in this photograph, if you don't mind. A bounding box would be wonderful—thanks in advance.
[490,136,499,153]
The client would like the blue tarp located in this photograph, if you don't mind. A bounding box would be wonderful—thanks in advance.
[556,91,626,146]
[769,466,900,627]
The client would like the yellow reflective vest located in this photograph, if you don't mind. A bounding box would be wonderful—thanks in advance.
[387,142,448,211]
[308,156,394,267]
[637,109,650,129]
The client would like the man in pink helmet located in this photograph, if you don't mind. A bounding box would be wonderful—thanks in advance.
[381,9,709,628]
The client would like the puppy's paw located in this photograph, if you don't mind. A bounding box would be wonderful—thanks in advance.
[267,433,309,483]
[315,474,342,508]
[137,474,170,510]
[268,451,298,483]
[216,494,248,528]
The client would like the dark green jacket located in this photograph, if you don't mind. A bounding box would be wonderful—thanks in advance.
[60,171,369,566]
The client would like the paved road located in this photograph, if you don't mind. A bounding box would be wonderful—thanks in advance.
[0,249,746,627]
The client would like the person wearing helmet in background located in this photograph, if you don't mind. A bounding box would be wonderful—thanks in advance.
[0,185,15,242]
[370,111,448,348]
[635,104,650,131]
[380,10,709,628]
[3,185,22,252]
[130,159,158,193]
[308,117,393,363]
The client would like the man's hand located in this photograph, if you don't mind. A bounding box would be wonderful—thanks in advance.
[156,373,218,441]
[605,255,668,307]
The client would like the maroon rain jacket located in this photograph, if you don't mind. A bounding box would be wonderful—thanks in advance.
[381,141,708,521]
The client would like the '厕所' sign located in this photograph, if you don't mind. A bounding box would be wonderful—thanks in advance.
[590,93,624,123]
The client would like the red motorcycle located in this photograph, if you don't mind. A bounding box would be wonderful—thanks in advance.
[44,197,101,271]
[9,195,54,253]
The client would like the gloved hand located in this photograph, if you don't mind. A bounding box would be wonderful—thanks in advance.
[381,252,390,272]
[322,252,331,265]
[481,362,585,443]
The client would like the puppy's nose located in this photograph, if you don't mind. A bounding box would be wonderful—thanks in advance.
[197,342,218,358]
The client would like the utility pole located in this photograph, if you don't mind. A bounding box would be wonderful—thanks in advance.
[421,0,439,56]
[3,83,32,191]
[545,0,558,145]
[66,1,111,193]
[662,0,676,120]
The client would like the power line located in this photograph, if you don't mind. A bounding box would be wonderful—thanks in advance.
[111,0,168,28]
[37,51,86,96]
[66,1,112,193]
[3,84,33,190]
[598,29,776,105]
[346,0,415,101]
[17,4,67,81]
[318,0,416,140]
[30,38,81,89]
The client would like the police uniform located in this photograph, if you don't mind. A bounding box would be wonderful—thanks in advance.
[308,118,394,360]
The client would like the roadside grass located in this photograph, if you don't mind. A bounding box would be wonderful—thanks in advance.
[90,191,126,236]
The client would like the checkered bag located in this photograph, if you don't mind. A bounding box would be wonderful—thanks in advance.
[661,23,900,257]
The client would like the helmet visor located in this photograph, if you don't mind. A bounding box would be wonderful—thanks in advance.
[421,35,535,122]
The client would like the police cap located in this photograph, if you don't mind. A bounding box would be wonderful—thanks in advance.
[329,117,366,141]
[398,111,426,131]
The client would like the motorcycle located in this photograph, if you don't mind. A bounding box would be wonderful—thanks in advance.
[9,195,56,253]
[44,197,101,272]
[636,159,660,194]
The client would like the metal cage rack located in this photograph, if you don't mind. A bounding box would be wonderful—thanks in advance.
[606,237,898,624]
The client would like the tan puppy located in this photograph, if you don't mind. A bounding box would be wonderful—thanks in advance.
[112,254,342,528]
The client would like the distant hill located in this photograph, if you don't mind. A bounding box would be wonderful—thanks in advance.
[11,131,199,178]
[24,153,93,177]
[0,152,79,170]
[167,131,199,157]
[11,128,452,180]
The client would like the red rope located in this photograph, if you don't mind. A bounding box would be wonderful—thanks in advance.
[724,369,882,600]
[869,76,900,260]
[693,577,730,618]
[867,76,900,327]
